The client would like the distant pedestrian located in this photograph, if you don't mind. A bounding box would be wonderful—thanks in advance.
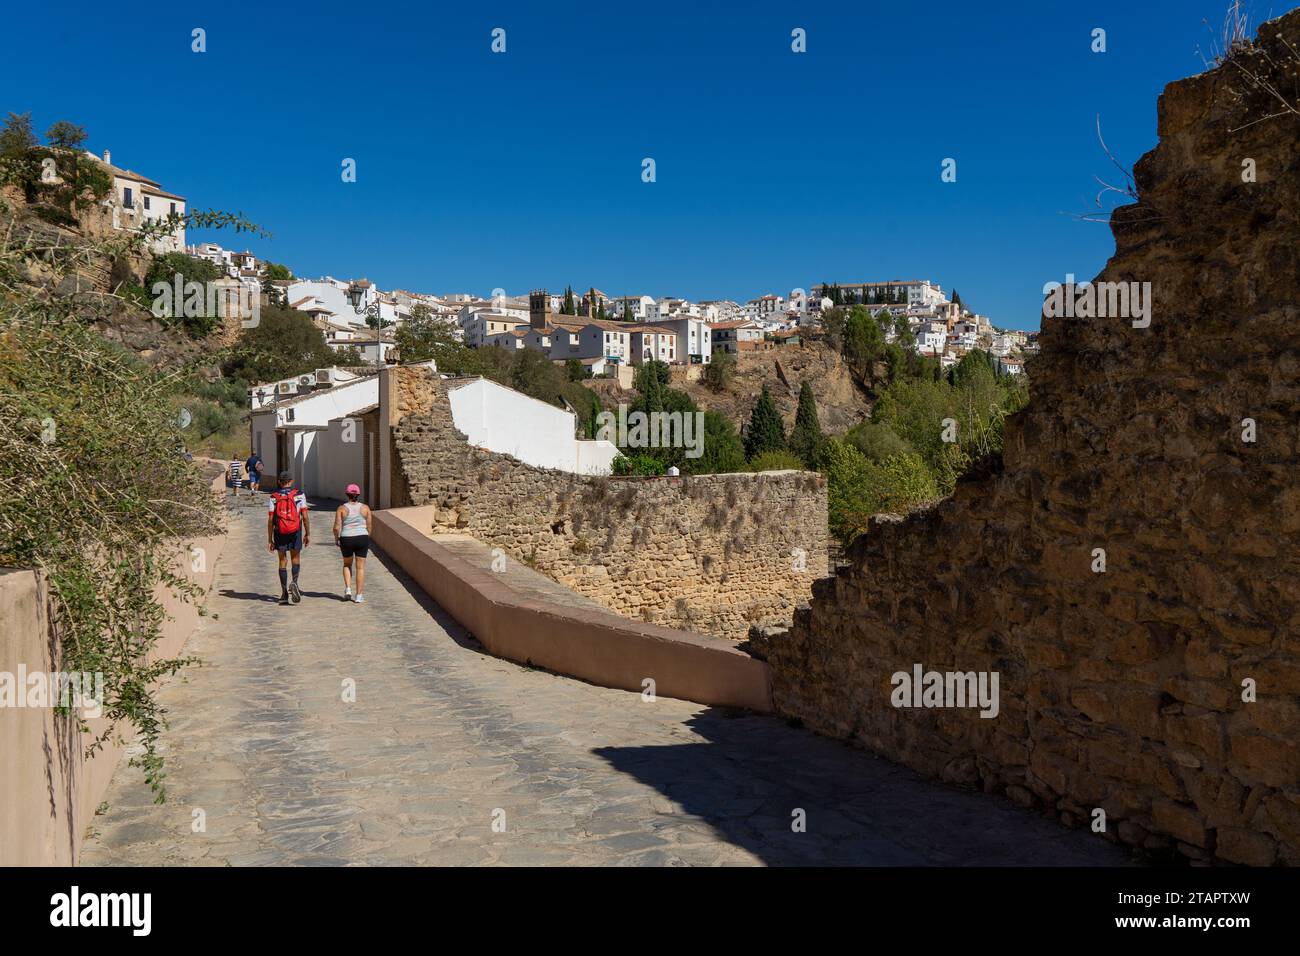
[229,458,245,497]
[245,450,264,494]
[333,483,372,603]
[267,471,310,605]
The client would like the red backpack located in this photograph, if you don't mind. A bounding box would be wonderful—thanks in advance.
[272,488,302,535]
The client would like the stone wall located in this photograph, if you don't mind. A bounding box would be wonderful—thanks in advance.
[388,368,828,640]
[1,469,230,865]
[753,12,1300,865]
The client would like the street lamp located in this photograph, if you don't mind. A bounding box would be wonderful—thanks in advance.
[346,281,387,367]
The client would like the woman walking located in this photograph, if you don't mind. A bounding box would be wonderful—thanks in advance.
[332,483,372,603]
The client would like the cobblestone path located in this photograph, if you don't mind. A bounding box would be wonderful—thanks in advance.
[82,496,1130,866]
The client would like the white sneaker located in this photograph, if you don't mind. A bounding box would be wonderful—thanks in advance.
[344,586,352,600]
[354,594,366,604]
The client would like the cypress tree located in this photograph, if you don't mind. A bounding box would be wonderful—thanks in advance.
[744,384,787,460]
[788,381,824,466]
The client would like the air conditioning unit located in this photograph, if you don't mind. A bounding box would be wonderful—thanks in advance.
[297,374,314,389]
[276,381,296,395]
[315,369,333,386]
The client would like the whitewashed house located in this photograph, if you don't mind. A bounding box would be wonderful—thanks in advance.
[644,316,712,364]
[87,149,186,253]
[446,378,619,474]
[629,327,678,365]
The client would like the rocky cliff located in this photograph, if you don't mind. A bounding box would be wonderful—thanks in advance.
[753,11,1300,865]
[584,340,873,437]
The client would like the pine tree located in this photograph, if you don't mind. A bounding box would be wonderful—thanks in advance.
[788,381,824,466]
[0,112,37,159]
[744,384,787,460]
[563,286,575,315]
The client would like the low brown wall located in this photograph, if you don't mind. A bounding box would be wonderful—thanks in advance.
[0,471,228,866]
[372,507,772,712]
[385,366,829,640]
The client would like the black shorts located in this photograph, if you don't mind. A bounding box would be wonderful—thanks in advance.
[339,535,369,558]
[273,529,303,552]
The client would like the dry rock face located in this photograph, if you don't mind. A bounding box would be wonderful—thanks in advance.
[391,367,829,639]
[753,12,1300,865]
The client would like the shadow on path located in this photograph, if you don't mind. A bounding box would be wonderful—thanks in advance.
[593,708,1134,866]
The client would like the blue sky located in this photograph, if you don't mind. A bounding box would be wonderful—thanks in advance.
[4,0,1263,329]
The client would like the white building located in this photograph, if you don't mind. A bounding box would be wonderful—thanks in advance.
[545,321,632,365]
[288,278,370,328]
[463,310,528,348]
[709,320,764,354]
[86,149,186,254]
[247,366,366,411]
[643,316,712,364]
[486,328,529,351]
[814,279,949,310]
[248,373,383,496]
[628,326,678,365]
[446,378,619,475]
[917,323,948,356]
[613,295,656,321]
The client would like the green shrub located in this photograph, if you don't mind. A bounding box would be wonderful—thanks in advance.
[685,410,745,475]
[611,454,666,476]
[819,439,939,545]
[747,449,806,472]
[845,419,914,462]
[31,203,77,227]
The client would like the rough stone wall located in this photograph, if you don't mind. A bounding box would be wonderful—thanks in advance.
[390,368,828,639]
[752,13,1300,865]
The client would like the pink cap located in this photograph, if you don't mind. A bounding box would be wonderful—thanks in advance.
[346,483,361,495]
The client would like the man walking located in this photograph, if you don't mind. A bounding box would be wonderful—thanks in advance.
[267,471,310,605]
[245,449,264,495]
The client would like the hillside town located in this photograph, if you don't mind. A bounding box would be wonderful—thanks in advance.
[191,235,1036,379]
[52,144,1034,392]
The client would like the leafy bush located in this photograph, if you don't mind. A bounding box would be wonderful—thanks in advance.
[0,174,261,798]
[844,419,915,462]
[611,453,666,476]
[747,449,806,472]
[702,350,736,392]
[686,410,745,475]
[144,252,224,337]
[0,315,221,799]
[223,304,341,383]
[819,439,938,545]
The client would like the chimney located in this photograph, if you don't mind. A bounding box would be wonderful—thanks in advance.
[102,149,111,165]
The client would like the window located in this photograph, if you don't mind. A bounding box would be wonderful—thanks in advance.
[143,196,151,210]
[170,202,177,215]
[122,187,133,209]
